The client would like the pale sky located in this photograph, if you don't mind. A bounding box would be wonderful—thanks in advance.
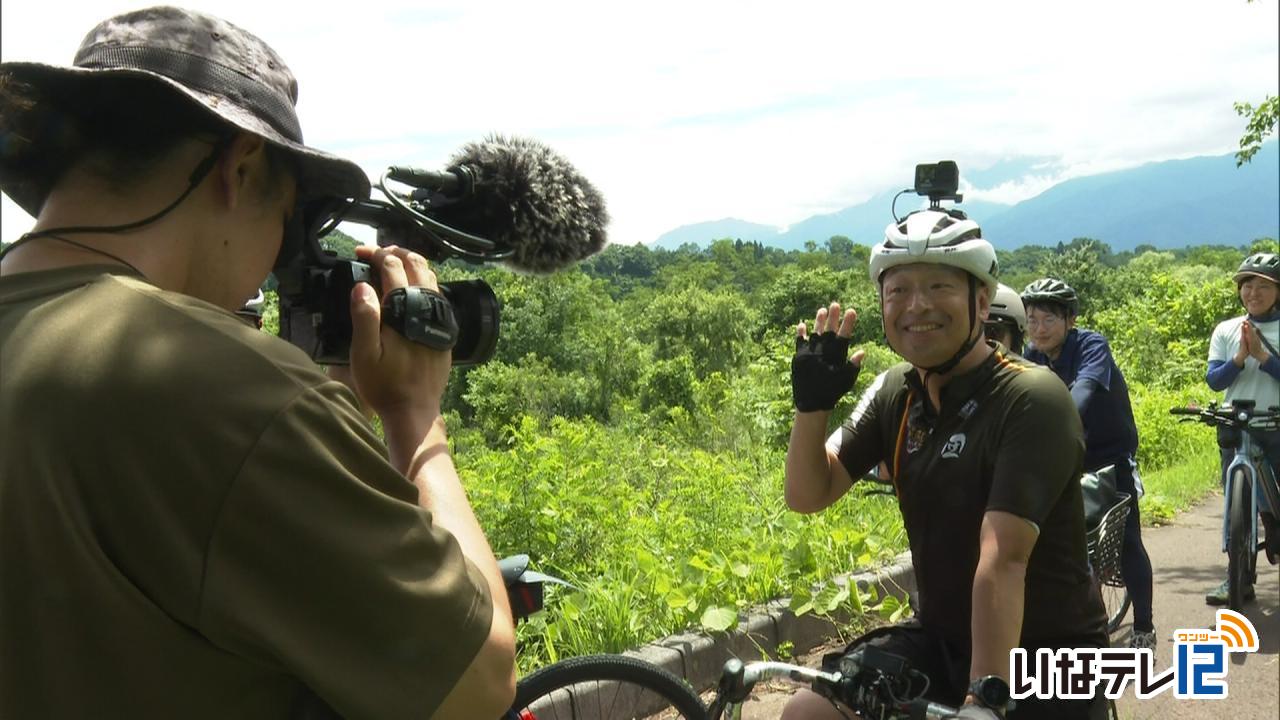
[2,0,1278,247]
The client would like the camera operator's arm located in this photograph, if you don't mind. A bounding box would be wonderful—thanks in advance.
[785,303,865,513]
[325,364,373,420]
[349,245,516,719]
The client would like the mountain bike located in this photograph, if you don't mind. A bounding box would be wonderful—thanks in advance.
[499,554,706,719]
[706,644,1117,720]
[1170,400,1280,611]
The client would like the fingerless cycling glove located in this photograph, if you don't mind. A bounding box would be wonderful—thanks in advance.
[791,331,860,412]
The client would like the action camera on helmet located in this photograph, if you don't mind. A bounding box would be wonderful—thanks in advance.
[913,161,963,204]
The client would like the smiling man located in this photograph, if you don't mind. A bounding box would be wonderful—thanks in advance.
[782,209,1108,720]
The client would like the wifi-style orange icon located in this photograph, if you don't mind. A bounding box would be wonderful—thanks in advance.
[1214,609,1259,652]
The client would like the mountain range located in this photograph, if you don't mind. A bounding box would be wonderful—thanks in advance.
[652,143,1280,251]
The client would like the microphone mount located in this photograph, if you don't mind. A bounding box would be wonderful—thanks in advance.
[311,173,512,265]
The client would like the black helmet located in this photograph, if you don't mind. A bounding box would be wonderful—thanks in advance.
[1021,278,1079,318]
[1233,253,1280,286]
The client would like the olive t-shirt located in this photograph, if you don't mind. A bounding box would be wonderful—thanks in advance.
[828,347,1107,649]
[0,266,493,719]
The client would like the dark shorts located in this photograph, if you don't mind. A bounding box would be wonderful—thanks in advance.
[823,621,1109,720]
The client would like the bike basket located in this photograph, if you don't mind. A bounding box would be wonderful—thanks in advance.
[1085,493,1130,587]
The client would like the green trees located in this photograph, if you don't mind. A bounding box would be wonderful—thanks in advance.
[1235,96,1278,166]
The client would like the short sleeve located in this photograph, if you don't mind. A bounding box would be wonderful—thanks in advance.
[987,374,1085,526]
[1073,333,1114,391]
[829,370,890,479]
[197,383,493,720]
[1208,320,1235,363]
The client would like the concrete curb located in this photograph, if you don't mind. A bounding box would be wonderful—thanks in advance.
[618,553,916,708]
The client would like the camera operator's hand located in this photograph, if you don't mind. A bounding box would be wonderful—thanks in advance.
[349,245,451,424]
[792,302,864,413]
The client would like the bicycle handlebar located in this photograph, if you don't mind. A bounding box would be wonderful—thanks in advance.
[1169,403,1280,429]
[710,651,961,719]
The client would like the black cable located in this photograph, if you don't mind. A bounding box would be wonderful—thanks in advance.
[377,172,508,260]
[890,188,914,224]
[6,233,144,277]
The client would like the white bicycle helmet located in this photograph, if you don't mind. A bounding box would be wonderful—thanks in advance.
[988,283,1027,333]
[869,209,999,291]
[870,208,999,376]
[235,289,266,328]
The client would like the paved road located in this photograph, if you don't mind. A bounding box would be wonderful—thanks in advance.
[712,494,1279,719]
[1112,493,1278,720]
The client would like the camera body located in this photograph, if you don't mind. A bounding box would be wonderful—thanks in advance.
[273,198,501,367]
[914,160,963,204]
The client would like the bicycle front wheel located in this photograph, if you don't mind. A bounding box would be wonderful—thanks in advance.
[1101,583,1130,635]
[1227,468,1255,611]
[511,654,706,720]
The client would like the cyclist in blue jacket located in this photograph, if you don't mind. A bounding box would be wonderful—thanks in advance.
[1021,278,1157,651]
[1204,252,1280,606]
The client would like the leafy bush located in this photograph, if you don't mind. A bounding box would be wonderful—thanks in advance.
[458,416,905,670]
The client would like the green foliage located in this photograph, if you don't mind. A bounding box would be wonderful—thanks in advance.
[1234,95,1278,166]
[319,229,360,257]
[1035,239,1111,312]
[463,357,599,441]
[1129,383,1220,472]
[261,289,280,336]
[637,285,757,377]
[458,416,905,670]
[1089,271,1237,388]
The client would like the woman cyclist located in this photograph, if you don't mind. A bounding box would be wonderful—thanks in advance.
[1204,252,1280,606]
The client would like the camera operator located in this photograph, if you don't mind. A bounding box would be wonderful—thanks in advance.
[0,7,515,719]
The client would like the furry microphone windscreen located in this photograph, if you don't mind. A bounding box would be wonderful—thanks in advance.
[432,134,610,273]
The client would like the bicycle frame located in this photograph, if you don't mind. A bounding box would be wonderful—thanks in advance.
[1221,422,1280,557]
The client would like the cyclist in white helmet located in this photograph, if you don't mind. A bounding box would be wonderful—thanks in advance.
[783,204,1107,720]
[984,284,1026,354]
[1203,252,1280,606]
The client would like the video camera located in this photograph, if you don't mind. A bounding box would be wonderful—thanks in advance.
[273,181,501,368]
[271,136,609,368]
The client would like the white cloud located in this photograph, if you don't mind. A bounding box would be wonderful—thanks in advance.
[3,0,1277,248]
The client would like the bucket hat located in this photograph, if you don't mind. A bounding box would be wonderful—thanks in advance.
[0,5,369,216]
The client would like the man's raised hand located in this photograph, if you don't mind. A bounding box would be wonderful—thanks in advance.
[791,301,865,413]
